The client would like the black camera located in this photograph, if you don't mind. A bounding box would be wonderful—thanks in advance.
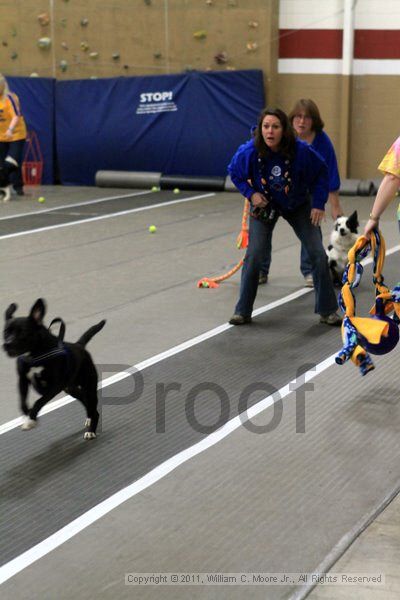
[251,203,277,223]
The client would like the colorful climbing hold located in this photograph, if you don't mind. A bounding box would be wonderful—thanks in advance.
[246,41,258,51]
[37,13,50,26]
[193,30,207,40]
[214,51,228,64]
[37,37,51,49]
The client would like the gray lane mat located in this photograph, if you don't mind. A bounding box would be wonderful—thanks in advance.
[0,256,398,573]
[0,190,207,236]
[2,311,400,599]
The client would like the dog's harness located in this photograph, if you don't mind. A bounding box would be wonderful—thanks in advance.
[335,230,400,375]
[17,318,74,382]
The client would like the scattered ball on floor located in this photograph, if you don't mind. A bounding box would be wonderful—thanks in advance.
[148,225,157,233]
[38,196,45,203]
[151,186,160,191]
[173,188,180,194]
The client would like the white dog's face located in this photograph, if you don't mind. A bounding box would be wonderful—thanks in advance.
[330,211,359,250]
[326,210,359,285]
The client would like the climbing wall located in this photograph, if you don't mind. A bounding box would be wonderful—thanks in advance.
[0,0,278,84]
[0,0,55,76]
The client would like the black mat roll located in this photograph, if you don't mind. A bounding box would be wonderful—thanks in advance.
[95,170,161,188]
[224,175,238,192]
[357,180,374,196]
[371,178,383,195]
[339,179,361,196]
[160,174,225,191]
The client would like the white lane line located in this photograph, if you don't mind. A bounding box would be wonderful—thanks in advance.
[385,244,400,257]
[0,190,153,221]
[0,192,215,240]
[0,354,335,585]
[0,288,311,436]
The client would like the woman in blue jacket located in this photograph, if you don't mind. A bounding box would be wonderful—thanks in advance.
[259,98,342,287]
[228,106,341,326]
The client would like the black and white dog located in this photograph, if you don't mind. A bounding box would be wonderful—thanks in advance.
[3,298,105,439]
[326,210,359,287]
[0,158,18,202]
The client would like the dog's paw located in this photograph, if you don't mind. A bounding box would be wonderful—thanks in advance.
[21,417,37,430]
[84,431,96,440]
[0,186,11,203]
[84,418,91,427]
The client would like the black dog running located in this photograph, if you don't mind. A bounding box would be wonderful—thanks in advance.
[3,298,105,439]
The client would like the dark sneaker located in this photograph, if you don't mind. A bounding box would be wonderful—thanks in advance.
[258,273,268,285]
[320,312,342,326]
[229,314,252,325]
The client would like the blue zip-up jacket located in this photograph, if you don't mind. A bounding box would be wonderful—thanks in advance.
[228,138,329,211]
[311,130,340,192]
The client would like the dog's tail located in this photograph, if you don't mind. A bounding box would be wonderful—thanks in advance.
[77,320,106,347]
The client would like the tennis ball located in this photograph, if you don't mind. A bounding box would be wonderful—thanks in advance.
[202,281,209,288]
[38,196,45,203]
[173,187,180,194]
[151,186,159,192]
[148,225,157,233]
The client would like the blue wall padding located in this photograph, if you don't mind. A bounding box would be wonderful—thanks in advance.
[55,70,265,185]
[8,77,55,184]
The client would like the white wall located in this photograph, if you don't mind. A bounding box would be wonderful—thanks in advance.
[354,0,400,28]
[280,0,400,30]
[279,0,344,29]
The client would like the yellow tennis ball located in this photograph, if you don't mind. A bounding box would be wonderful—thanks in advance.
[173,187,180,194]
[38,196,45,203]
[148,225,157,233]
[151,186,159,191]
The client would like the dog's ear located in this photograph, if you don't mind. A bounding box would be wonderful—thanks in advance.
[346,210,359,233]
[5,303,17,321]
[29,298,46,324]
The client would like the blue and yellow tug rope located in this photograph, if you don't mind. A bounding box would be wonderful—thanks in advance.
[336,229,400,375]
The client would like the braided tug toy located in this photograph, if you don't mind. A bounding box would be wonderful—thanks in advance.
[336,229,400,376]
[197,199,249,288]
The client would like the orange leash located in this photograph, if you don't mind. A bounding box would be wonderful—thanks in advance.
[197,200,248,288]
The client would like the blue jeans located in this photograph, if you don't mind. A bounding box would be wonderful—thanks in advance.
[260,217,322,277]
[234,203,338,317]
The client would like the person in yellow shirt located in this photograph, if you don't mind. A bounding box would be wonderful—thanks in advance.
[0,73,27,201]
[364,136,400,236]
